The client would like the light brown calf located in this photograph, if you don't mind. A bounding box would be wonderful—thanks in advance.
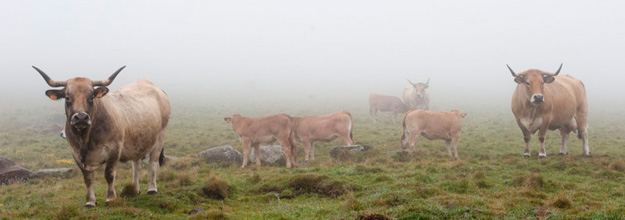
[401,110,466,159]
[369,93,409,123]
[293,111,354,161]
[224,114,298,168]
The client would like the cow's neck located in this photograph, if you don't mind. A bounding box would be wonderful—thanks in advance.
[66,100,108,167]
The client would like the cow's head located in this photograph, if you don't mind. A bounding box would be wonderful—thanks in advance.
[451,110,467,118]
[507,64,562,104]
[407,78,429,99]
[34,66,126,133]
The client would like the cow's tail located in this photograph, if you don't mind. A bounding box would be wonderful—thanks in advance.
[159,147,165,166]
[400,113,410,148]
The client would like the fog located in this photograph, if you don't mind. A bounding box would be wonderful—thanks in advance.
[1,0,624,114]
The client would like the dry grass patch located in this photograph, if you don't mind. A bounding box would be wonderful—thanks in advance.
[202,174,229,200]
[120,183,139,198]
[550,193,572,209]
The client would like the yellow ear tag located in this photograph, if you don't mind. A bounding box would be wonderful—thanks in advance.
[96,92,104,98]
[49,94,58,100]
[226,118,231,123]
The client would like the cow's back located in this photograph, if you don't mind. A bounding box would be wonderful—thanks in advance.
[405,110,460,140]
[542,75,586,127]
[293,112,351,139]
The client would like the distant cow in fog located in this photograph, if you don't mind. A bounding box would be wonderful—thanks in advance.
[369,94,409,124]
[34,66,171,208]
[224,114,298,168]
[401,110,466,159]
[293,111,354,161]
[403,78,430,110]
[508,64,589,158]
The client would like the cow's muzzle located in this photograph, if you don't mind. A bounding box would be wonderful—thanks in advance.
[71,112,91,129]
[531,94,545,104]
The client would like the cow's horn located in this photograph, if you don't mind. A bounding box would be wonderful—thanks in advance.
[543,63,563,76]
[92,66,126,86]
[33,66,67,87]
[506,64,517,77]
[407,79,416,86]
[426,77,430,85]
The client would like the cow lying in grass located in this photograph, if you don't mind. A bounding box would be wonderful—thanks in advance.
[401,110,466,159]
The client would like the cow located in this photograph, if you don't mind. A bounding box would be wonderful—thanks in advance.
[34,66,171,208]
[293,111,354,161]
[400,110,466,159]
[403,78,430,110]
[224,114,298,168]
[369,94,409,123]
[507,64,589,158]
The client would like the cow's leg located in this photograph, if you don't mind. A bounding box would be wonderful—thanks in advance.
[516,119,532,157]
[451,137,459,159]
[409,133,420,153]
[559,128,570,155]
[310,141,316,161]
[131,160,141,194]
[576,113,590,156]
[241,139,252,168]
[81,168,96,208]
[370,107,377,123]
[104,161,118,205]
[279,138,294,168]
[537,126,549,158]
[252,143,261,166]
[291,142,298,165]
[341,134,354,146]
[445,139,453,158]
[147,131,165,194]
[302,138,312,161]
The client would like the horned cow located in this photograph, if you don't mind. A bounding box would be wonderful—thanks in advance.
[403,78,430,110]
[369,94,409,124]
[224,114,298,168]
[401,110,466,159]
[508,64,589,158]
[293,111,354,161]
[34,66,171,208]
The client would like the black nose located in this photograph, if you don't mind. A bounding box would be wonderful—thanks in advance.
[71,113,91,124]
[533,94,544,102]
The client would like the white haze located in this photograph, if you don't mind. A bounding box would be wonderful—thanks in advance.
[1,0,624,114]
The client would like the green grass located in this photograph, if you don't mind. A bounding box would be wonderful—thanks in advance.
[1,101,625,219]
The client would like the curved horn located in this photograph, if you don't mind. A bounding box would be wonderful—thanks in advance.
[32,66,67,87]
[407,79,416,86]
[544,63,563,76]
[92,66,126,86]
[426,77,430,85]
[506,64,517,77]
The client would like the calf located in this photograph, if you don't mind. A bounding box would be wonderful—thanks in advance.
[293,111,354,161]
[401,110,466,159]
[224,114,298,168]
[369,94,409,123]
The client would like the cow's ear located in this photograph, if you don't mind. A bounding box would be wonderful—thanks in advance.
[543,76,555,84]
[224,117,232,123]
[45,90,65,100]
[514,76,526,84]
[461,113,467,118]
[93,87,109,98]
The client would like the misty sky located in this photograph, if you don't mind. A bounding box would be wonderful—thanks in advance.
[1,0,624,111]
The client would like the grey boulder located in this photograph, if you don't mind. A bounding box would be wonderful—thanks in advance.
[249,145,285,164]
[198,145,243,164]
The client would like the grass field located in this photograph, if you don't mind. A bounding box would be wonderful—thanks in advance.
[1,99,625,219]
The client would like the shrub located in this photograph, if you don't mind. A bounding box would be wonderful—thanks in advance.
[201,174,229,200]
[120,183,139,198]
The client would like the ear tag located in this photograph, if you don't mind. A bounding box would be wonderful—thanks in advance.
[50,94,58,100]
[226,118,231,123]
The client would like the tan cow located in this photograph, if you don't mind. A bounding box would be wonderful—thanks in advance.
[293,111,354,161]
[508,64,589,158]
[34,66,171,208]
[401,110,466,159]
[224,114,298,168]
[369,94,409,123]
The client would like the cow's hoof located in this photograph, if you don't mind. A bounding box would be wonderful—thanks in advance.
[523,154,530,158]
[85,204,95,209]
[558,152,568,156]
[147,190,158,195]
[538,155,547,159]
[105,201,109,206]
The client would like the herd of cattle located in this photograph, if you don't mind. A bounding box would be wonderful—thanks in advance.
[32,64,589,207]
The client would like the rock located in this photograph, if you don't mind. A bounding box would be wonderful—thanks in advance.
[198,145,243,164]
[0,165,34,185]
[34,168,74,178]
[329,145,374,161]
[0,156,16,170]
[142,154,179,165]
[188,208,206,215]
[249,145,285,164]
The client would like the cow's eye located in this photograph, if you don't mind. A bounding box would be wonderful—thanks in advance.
[525,82,530,86]
[88,97,94,104]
